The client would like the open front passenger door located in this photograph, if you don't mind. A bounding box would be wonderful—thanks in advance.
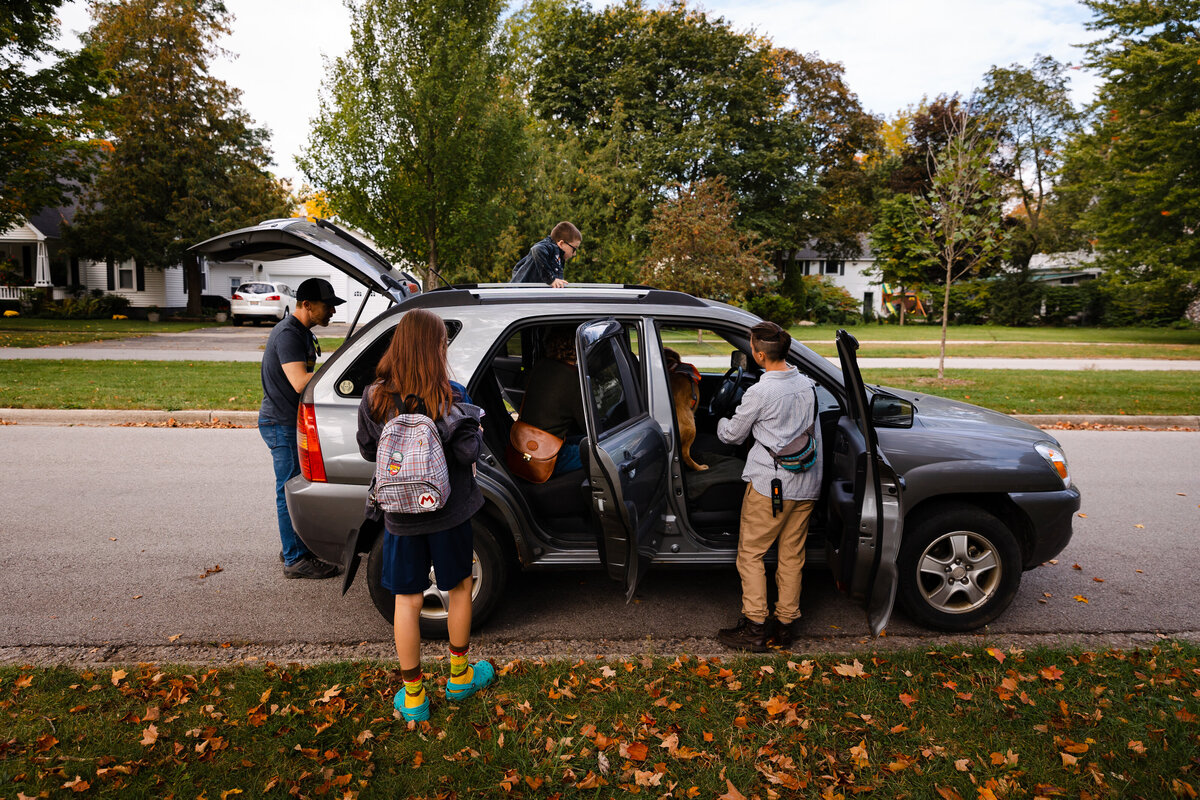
[576,319,669,601]
[830,330,904,635]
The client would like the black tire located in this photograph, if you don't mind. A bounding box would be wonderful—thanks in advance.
[366,519,509,639]
[897,504,1022,632]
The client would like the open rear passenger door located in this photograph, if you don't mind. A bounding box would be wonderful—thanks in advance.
[576,319,669,601]
[831,330,904,635]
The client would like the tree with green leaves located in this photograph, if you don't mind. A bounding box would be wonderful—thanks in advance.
[68,0,290,315]
[1057,0,1200,323]
[913,117,1010,375]
[972,55,1081,267]
[640,177,770,304]
[0,1,105,233]
[520,0,822,273]
[301,0,528,287]
[868,193,940,325]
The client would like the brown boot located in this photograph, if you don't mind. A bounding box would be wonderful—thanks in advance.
[717,616,771,652]
[771,617,802,651]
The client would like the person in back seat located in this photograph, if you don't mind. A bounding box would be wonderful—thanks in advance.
[519,326,586,475]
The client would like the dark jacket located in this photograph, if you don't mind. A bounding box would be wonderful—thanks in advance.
[357,383,484,536]
[511,236,565,285]
[520,358,586,439]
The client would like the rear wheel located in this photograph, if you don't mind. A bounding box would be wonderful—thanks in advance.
[366,519,508,638]
[897,505,1022,632]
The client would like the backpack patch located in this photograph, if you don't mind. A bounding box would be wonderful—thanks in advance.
[372,411,451,514]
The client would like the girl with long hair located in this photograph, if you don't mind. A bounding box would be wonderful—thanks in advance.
[356,308,495,723]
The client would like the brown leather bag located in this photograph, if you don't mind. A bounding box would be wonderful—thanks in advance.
[507,420,563,484]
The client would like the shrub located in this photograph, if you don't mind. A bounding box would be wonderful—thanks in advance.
[201,294,231,314]
[37,291,131,320]
[945,280,991,325]
[744,294,797,326]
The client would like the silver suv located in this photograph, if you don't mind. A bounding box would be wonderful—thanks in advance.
[194,221,1080,637]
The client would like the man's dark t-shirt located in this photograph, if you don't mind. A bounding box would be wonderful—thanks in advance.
[259,314,316,425]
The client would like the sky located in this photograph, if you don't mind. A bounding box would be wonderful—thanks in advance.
[54,0,1102,187]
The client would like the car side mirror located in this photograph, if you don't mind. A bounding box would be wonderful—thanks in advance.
[871,394,914,428]
[730,351,747,369]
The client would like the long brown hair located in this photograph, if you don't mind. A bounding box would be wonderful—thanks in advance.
[369,308,453,422]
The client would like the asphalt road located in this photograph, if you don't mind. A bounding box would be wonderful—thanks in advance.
[1,427,1197,664]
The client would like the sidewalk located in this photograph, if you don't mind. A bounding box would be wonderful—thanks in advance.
[5,346,1200,370]
[2,407,1196,429]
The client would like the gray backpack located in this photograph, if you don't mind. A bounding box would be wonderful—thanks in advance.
[370,395,451,514]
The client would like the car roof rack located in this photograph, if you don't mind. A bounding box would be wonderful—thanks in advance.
[404,284,711,310]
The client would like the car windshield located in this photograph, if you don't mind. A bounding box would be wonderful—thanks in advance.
[238,283,276,294]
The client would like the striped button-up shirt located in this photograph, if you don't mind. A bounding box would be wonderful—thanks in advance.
[716,366,822,501]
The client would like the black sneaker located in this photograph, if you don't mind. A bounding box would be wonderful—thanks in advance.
[283,555,342,580]
[716,616,771,652]
[771,617,802,651]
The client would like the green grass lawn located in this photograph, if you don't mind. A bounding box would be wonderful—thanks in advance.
[861,368,1200,416]
[1,360,1196,416]
[781,323,1200,344]
[2,642,1196,798]
[0,318,216,347]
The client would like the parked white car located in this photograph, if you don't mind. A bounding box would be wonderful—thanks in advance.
[230,281,294,325]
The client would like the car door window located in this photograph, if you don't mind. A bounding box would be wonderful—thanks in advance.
[584,336,639,436]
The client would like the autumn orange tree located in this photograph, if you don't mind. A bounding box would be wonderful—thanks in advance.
[640,177,771,304]
[68,0,290,315]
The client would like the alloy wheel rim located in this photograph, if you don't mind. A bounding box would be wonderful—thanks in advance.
[421,552,483,620]
[915,530,1002,614]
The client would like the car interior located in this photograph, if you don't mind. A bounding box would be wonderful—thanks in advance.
[468,319,843,550]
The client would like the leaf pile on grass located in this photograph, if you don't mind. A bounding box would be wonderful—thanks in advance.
[2,644,1197,798]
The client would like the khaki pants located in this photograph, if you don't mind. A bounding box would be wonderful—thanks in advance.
[736,483,815,625]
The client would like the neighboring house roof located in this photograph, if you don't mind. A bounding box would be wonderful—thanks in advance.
[789,234,875,261]
[0,218,47,243]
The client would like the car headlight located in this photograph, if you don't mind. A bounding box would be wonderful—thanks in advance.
[1035,442,1070,488]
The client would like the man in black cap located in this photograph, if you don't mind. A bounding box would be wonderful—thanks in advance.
[259,277,345,579]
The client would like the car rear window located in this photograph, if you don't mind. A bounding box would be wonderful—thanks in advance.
[335,319,463,398]
[237,283,276,294]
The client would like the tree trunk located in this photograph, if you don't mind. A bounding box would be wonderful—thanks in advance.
[899,284,907,327]
[938,265,952,380]
[426,235,438,290]
[185,252,203,316]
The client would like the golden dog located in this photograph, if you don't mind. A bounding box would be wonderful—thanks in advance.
[664,348,707,471]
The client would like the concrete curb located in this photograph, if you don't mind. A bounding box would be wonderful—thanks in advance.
[0,408,260,426]
[2,408,1197,429]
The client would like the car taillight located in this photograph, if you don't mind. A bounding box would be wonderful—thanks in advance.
[407,282,420,294]
[266,294,281,301]
[232,293,243,300]
[297,402,327,482]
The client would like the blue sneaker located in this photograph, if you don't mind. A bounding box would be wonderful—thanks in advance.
[445,660,497,702]
[393,688,430,722]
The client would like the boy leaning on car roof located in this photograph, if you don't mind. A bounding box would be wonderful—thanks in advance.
[715,321,823,652]
[511,221,582,288]
[258,278,346,580]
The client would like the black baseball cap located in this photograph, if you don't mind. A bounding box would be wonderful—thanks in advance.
[295,278,345,306]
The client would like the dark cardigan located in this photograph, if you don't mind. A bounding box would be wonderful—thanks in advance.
[357,384,484,536]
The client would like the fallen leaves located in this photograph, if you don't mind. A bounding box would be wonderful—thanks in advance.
[832,659,866,678]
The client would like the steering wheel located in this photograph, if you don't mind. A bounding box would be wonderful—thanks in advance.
[708,366,744,419]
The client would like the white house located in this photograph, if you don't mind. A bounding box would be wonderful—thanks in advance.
[785,238,883,317]
[1,207,396,323]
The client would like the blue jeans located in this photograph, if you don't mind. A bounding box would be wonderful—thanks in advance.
[259,422,310,566]
[553,435,584,475]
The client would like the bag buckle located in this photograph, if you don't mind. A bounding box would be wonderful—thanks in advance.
[522,452,532,462]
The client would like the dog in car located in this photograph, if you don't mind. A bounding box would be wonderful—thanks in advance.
[664,348,707,471]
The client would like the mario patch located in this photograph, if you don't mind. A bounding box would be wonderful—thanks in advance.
[418,493,438,509]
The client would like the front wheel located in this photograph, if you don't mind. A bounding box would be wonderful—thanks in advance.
[366,519,509,639]
[897,505,1022,632]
